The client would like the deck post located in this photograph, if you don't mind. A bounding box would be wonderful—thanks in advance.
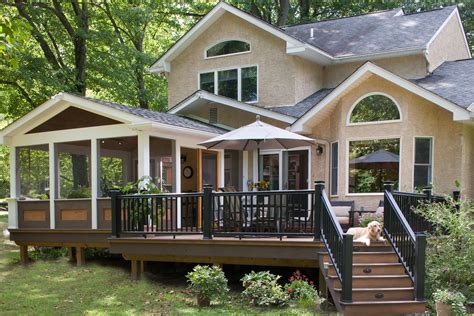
[76,247,85,266]
[414,233,426,301]
[110,189,122,238]
[131,260,141,280]
[383,182,394,228]
[8,147,19,229]
[67,247,76,262]
[423,187,432,202]
[48,143,58,229]
[202,185,213,240]
[341,234,353,303]
[91,138,99,229]
[20,245,29,266]
[313,181,324,240]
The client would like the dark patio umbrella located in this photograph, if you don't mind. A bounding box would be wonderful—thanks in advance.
[349,149,399,170]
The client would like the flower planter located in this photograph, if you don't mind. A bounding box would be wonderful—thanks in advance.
[436,302,454,316]
[197,294,210,307]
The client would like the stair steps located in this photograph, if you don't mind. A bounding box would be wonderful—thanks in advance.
[320,244,426,315]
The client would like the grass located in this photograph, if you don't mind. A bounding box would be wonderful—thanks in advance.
[0,215,329,315]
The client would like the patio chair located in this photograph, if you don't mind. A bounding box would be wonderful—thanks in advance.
[330,200,355,230]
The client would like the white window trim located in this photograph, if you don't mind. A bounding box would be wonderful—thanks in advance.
[330,140,339,197]
[412,136,434,191]
[345,92,403,126]
[204,39,251,60]
[345,135,402,196]
[198,64,259,103]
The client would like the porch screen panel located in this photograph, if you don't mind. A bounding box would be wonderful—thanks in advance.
[58,141,91,199]
[413,137,433,190]
[19,146,49,199]
[348,138,400,193]
[331,142,338,195]
[218,69,238,99]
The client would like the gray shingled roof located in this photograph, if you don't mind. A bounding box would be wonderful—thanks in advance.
[284,6,456,57]
[414,59,474,109]
[78,95,226,134]
[269,89,333,118]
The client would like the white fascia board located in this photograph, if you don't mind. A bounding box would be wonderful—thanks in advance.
[291,62,471,132]
[168,91,296,124]
[129,121,220,139]
[149,2,310,73]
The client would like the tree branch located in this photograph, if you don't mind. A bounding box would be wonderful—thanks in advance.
[0,80,35,108]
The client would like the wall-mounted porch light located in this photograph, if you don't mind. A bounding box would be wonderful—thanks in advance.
[316,145,324,156]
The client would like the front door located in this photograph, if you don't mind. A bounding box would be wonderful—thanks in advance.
[284,150,309,190]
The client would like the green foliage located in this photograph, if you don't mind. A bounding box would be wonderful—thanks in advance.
[66,186,92,199]
[359,212,384,227]
[100,157,124,197]
[186,265,229,302]
[433,289,467,316]
[284,270,324,309]
[416,198,474,306]
[350,95,400,123]
[18,147,49,198]
[241,271,289,306]
[30,247,67,261]
[122,176,162,195]
[0,145,9,199]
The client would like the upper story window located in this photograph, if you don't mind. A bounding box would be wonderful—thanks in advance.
[348,93,401,125]
[206,40,250,58]
[199,66,258,103]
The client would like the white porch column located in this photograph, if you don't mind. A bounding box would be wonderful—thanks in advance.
[242,151,249,191]
[218,149,225,189]
[172,140,181,228]
[48,143,57,229]
[91,138,99,229]
[7,147,19,229]
[137,132,150,178]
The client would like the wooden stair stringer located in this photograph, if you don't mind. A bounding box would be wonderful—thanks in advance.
[318,252,344,313]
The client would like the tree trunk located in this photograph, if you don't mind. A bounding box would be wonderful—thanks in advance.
[277,0,290,26]
[299,0,310,21]
[133,33,148,109]
[71,154,89,188]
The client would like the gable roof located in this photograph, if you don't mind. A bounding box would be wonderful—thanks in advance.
[290,61,472,133]
[413,59,474,110]
[150,3,466,72]
[284,6,458,58]
[167,90,296,124]
[269,89,334,118]
[0,93,225,140]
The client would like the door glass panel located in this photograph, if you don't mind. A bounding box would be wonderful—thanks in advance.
[286,151,308,190]
[260,154,279,190]
[202,152,218,189]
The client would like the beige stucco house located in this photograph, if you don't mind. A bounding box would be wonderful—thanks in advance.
[1,2,473,232]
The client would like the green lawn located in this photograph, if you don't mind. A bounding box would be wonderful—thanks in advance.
[0,215,329,315]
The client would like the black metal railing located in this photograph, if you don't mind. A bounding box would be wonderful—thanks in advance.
[110,190,203,237]
[384,183,426,301]
[209,187,316,238]
[392,189,446,233]
[317,181,353,303]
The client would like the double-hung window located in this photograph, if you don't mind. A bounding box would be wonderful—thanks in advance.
[199,66,258,103]
[413,137,433,190]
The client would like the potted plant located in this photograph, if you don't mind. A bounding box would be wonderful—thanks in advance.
[433,289,466,316]
[186,265,228,307]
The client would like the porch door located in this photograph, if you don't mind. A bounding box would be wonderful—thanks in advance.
[259,154,280,190]
[284,150,309,190]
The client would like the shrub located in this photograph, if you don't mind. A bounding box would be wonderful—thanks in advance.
[186,265,228,303]
[241,271,288,306]
[433,289,467,316]
[416,197,474,307]
[30,247,67,260]
[359,212,383,227]
[284,270,325,308]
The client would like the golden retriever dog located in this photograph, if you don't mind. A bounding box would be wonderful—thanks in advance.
[347,221,385,246]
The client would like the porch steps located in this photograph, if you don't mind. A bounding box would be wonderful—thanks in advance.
[319,245,426,315]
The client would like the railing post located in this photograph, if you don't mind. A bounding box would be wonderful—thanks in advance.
[202,185,213,240]
[341,234,353,303]
[110,189,122,238]
[414,233,426,301]
[423,187,432,202]
[314,181,324,240]
[383,181,394,228]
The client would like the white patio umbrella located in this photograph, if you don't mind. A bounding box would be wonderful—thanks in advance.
[199,115,315,180]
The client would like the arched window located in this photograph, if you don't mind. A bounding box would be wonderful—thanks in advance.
[206,40,250,58]
[348,93,401,124]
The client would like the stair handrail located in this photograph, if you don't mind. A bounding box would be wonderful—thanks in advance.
[384,182,426,301]
[315,181,353,303]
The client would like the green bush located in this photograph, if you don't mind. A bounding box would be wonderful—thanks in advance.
[433,289,467,315]
[241,271,288,306]
[66,186,91,199]
[30,247,67,260]
[416,197,474,309]
[186,265,229,303]
[284,270,324,309]
[359,212,383,227]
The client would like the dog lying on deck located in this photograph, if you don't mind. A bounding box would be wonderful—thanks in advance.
[347,221,385,246]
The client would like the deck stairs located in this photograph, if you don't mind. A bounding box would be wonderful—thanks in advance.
[319,241,426,315]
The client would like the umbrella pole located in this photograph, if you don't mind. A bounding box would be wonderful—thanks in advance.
[257,146,261,181]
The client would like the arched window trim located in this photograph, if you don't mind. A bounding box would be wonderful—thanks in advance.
[204,39,251,59]
[346,92,403,126]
